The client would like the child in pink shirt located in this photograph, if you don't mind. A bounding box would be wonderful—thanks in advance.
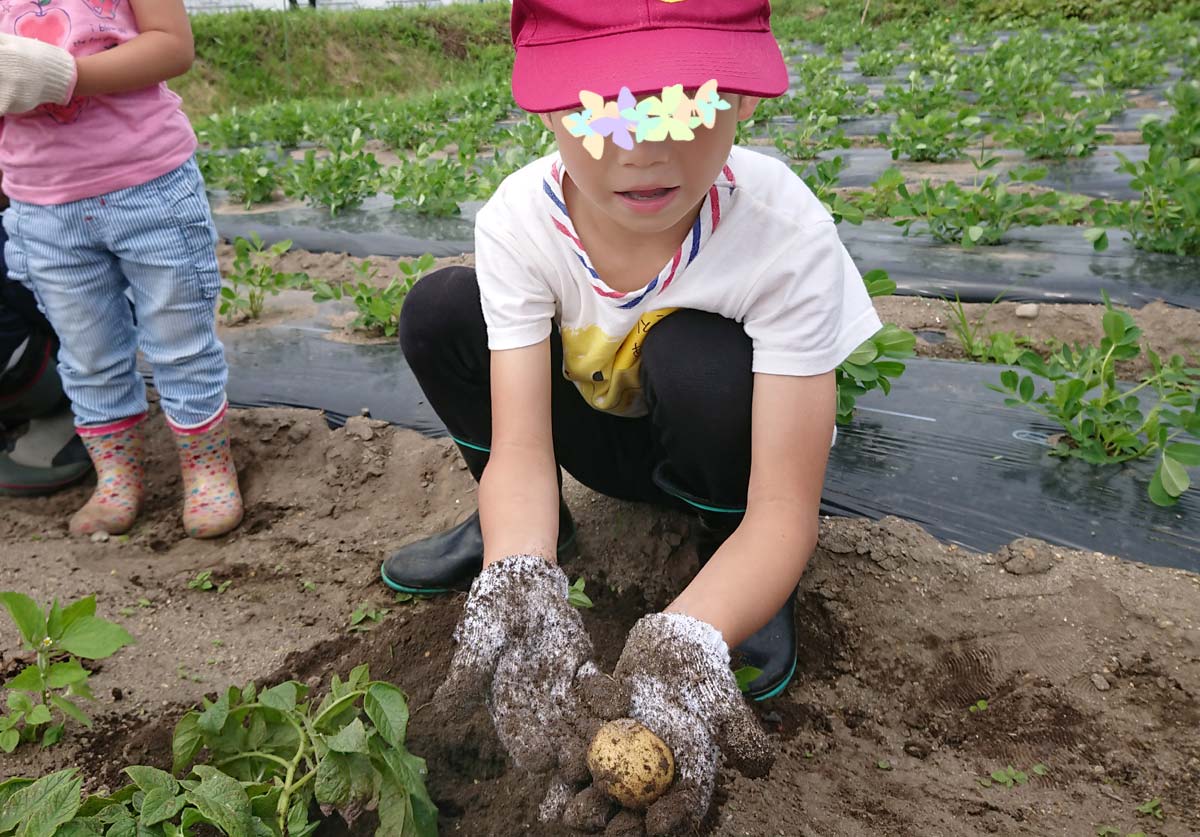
[0,0,242,539]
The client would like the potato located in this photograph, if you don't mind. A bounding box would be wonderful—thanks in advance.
[586,719,675,810]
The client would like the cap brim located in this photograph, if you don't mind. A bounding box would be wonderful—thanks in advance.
[512,28,789,113]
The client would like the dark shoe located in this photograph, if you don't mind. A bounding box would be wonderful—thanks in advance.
[380,500,578,594]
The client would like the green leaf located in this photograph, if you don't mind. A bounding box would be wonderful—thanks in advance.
[57,616,134,660]
[197,691,231,736]
[967,225,984,242]
[846,342,880,366]
[1160,455,1190,497]
[377,747,437,837]
[50,695,92,728]
[41,724,64,747]
[172,713,203,776]
[56,597,97,640]
[139,789,186,826]
[1165,442,1200,467]
[365,684,409,748]
[6,665,46,693]
[46,659,90,689]
[0,768,82,836]
[258,682,298,713]
[125,767,179,795]
[314,753,353,808]
[25,704,52,726]
[324,718,369,754]
[0,728,18,753]
[185,765,255,837]
[1019,376,1035,403]
[0,592,46,647]
[1102,311,1126,345]
[734,666,763,692]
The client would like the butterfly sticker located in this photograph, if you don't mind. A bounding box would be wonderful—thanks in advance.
[564,88,637,160]
[625,84,696,143]
[690,79,731,129]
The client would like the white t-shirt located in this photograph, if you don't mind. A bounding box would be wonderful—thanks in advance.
[475,146,883,417]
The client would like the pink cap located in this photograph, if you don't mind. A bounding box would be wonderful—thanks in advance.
[511,0,790,113]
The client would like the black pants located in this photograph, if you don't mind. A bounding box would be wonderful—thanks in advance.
[399,266,754,511]
[0,217,54,380]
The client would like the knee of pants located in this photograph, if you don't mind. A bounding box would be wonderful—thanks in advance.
[640,310,754,448]
[399,266,483,370]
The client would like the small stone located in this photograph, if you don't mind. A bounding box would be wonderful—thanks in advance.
[287,425,311,444]
[1091,673,1111,692]
[663,532,683,547]
[90,532,110,543]
[903,741,931,759]
[344,417,375,441]
[112,687,123,701]
[1014,303,1040,319]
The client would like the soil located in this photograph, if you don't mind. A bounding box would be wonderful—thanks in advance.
[3,410,1199,837]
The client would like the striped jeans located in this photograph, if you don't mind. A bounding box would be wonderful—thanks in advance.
[1,158,228,427]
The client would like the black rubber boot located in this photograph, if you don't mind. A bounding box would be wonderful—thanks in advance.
[380,442,578,594]
[653,463,798,702]
[0,334,92,497]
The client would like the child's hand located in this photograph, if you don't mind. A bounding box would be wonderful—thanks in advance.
[0,33,77,116]
[567,613,775,836]
[436,553,604,819]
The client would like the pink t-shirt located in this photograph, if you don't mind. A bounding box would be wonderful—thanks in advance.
[0,0,197,205]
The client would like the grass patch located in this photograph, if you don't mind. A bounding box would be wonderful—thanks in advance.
[174,3,510,116]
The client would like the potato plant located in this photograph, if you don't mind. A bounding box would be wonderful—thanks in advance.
[0,593,134,752]
[0,665,437,837]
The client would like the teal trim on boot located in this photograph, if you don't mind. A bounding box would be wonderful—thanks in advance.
[749,654,798,702]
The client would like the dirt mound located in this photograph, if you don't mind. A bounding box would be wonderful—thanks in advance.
[2,409,1197,836]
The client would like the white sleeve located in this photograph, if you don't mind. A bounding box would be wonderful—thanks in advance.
[474,203,556,351]
[742,221,883,377]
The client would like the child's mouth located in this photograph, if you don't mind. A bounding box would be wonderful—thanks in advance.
[616,186,679,213]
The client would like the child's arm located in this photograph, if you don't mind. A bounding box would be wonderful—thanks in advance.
[666,371,834,646]
[72,0,195,98]
[478,340,562,565]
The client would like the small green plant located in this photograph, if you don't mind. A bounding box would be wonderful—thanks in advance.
[857,47,902,77]
[876,759,893,770]
[885,108,982,162]
[567,578,594,610]
[349,604,389,632]
[979,764,1028,789]
[188,571,232,594]
[1000,103,1113,160]
[1088,149,1200,258]
[883,162,1060,247]
[0,593,134,752]
[224,146,285,208]
[311,253,435,338]
[991,292,1200,506]
[387,148,475,216]
[1136,798,1165,820]
[0,665,436,836]
[284,128,383,216]
[946,294,1034,365]
[771,112,851,161]
[794,155,866,225]
[835,270,917,424]
[221,233,309,323]
[733,666,763,693]
[968,699,989,713]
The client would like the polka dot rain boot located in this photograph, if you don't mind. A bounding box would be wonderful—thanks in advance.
[69,414,146,536]
[168,402,243,539]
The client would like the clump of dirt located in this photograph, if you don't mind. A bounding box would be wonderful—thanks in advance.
[2,409,1198,837]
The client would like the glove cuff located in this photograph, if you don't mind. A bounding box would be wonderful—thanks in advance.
[45,49,78,106]
[471,552,569,599]
[634,612,730,667]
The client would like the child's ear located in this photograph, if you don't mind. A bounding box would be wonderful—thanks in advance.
[737,96,761,121]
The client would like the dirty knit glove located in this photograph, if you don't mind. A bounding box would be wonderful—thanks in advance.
[435,553,604,820]
[565,612,775,836]
[0,33,77,116]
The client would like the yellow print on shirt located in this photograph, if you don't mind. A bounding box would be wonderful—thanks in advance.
[560,309,678,415]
